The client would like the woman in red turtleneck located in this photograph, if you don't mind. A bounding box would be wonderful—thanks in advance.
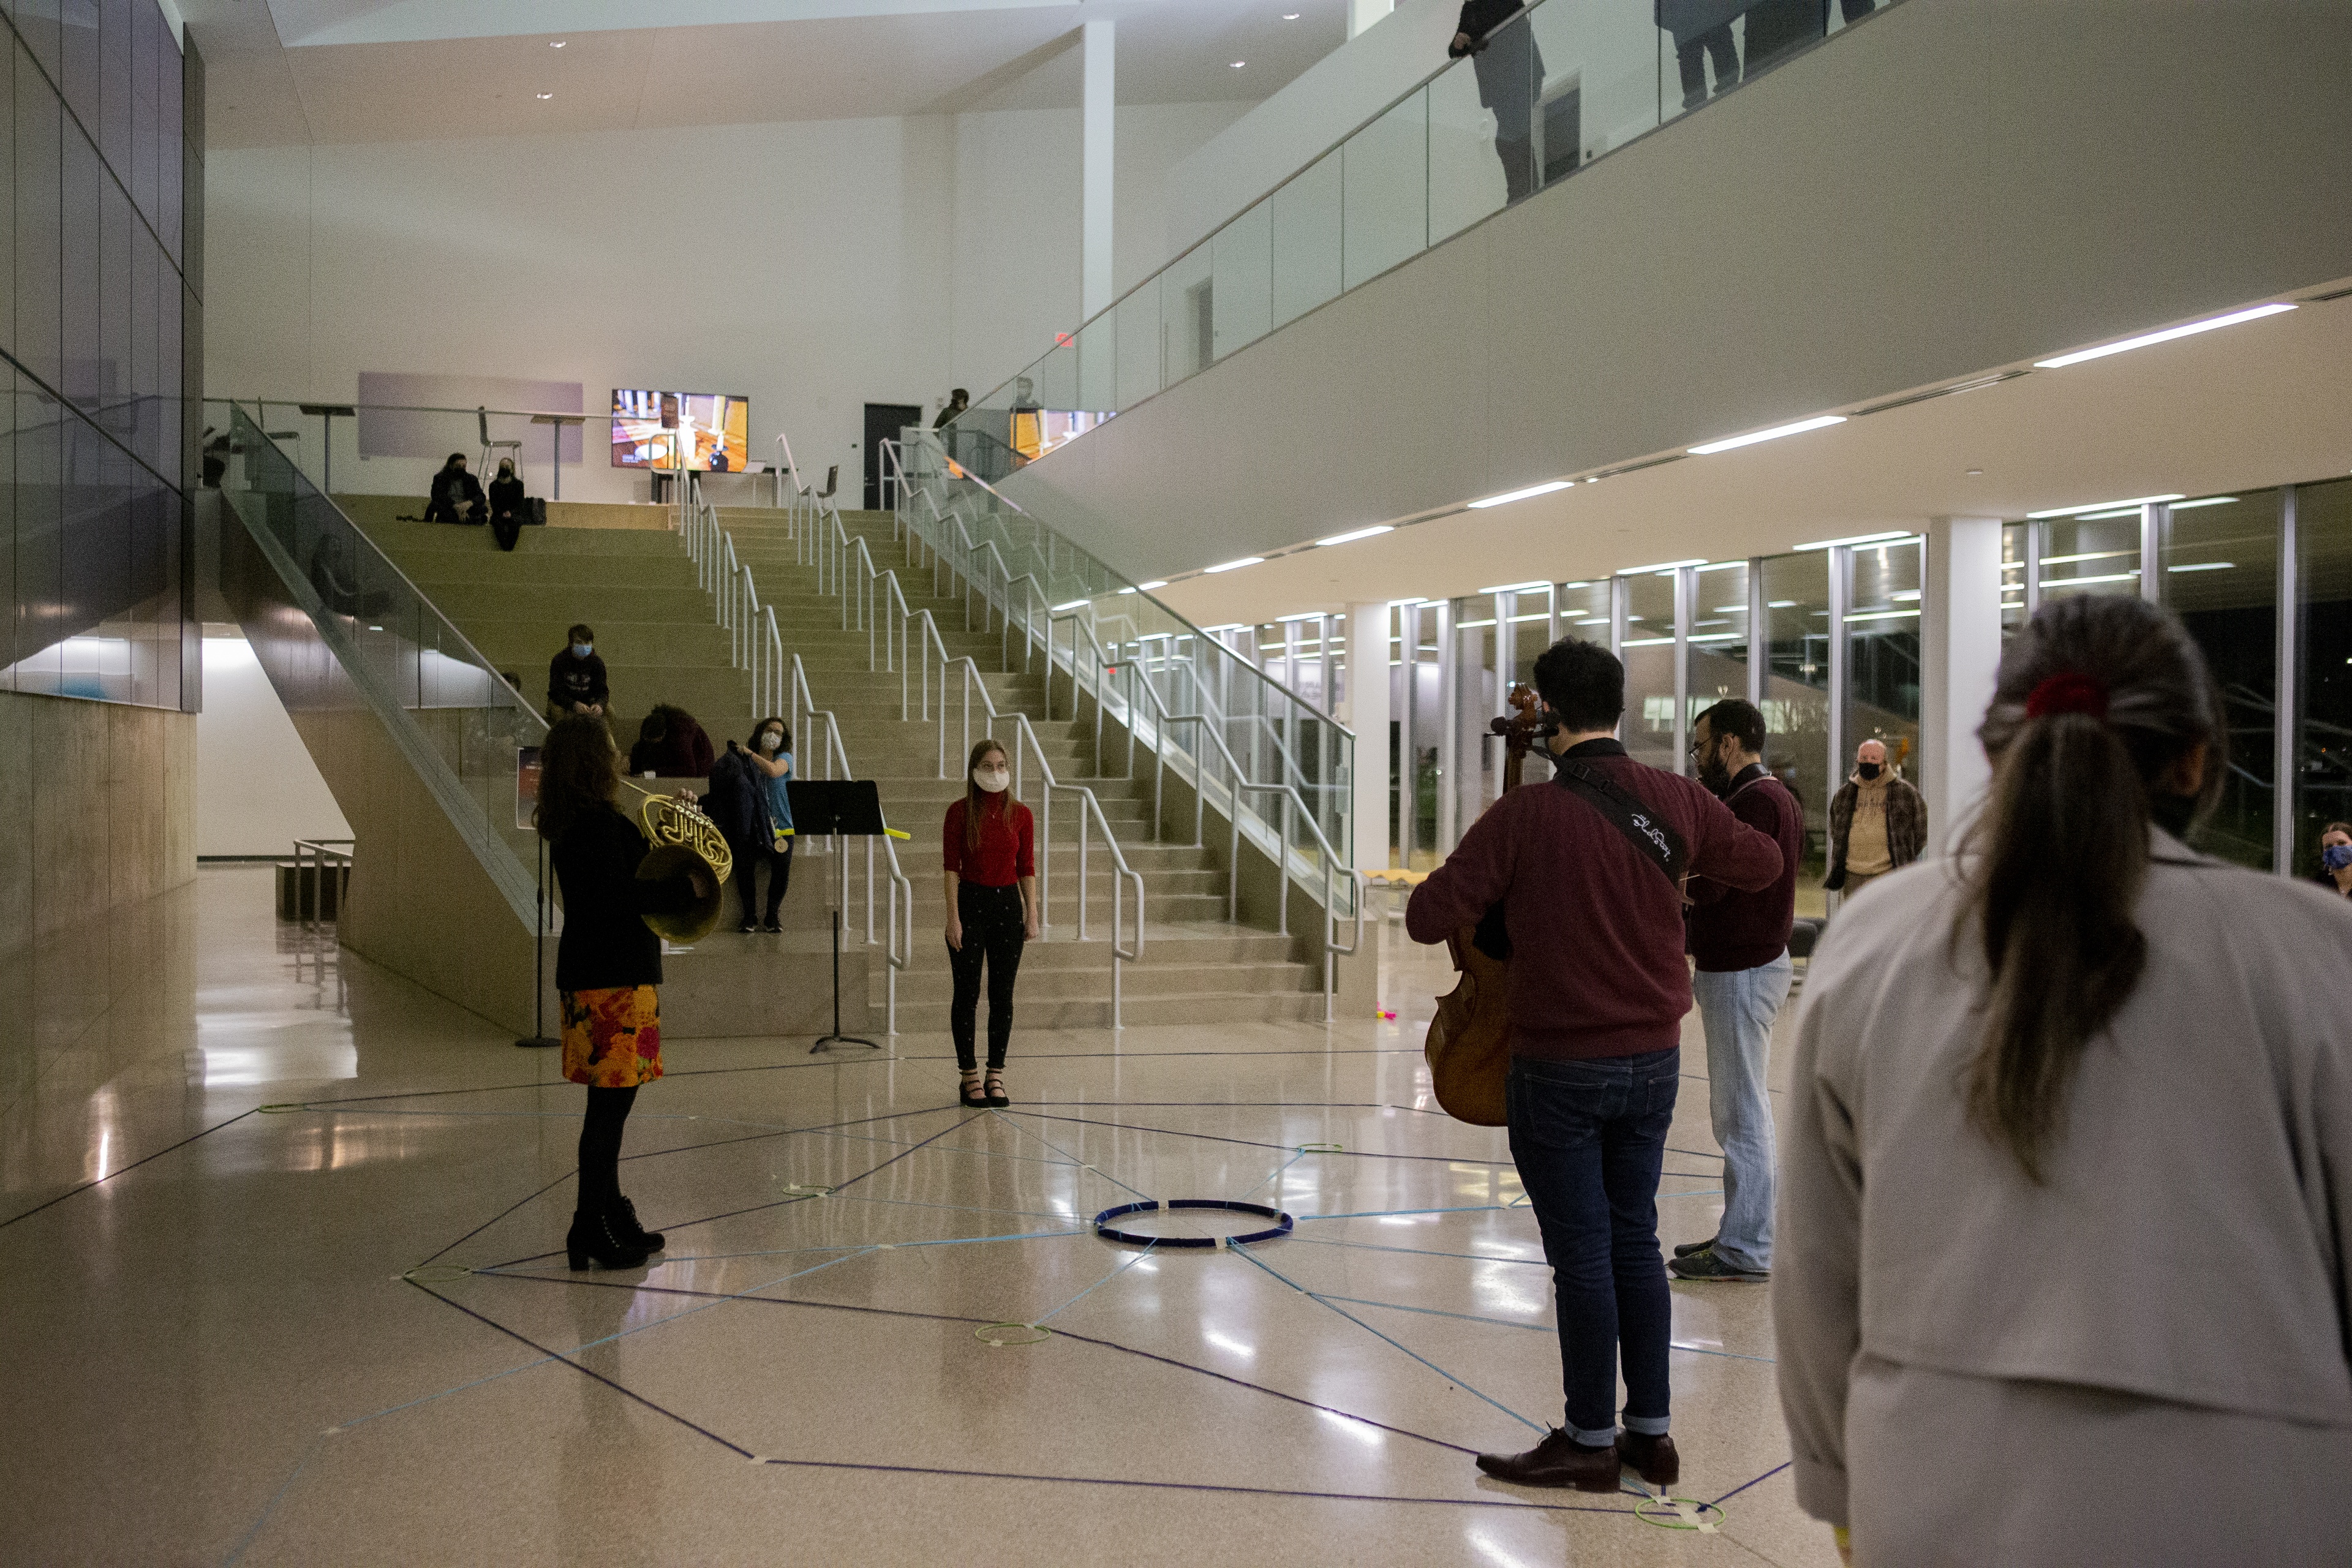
[942,738,1038,1108]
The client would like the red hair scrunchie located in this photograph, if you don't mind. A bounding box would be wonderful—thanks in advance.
[2025,671,2109,720]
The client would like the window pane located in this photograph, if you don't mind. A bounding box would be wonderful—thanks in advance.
[1845,537,1922,782]
[2001,522,2028,636]
[18,43,62,391]
[62,118,97,407]
[2296,478,2352,877]
[2160,492,2277,869]
[1621,568,1678,773]
[1688,559,1749,725]
[1760,551,1831,903]
[2040,510,2141,598]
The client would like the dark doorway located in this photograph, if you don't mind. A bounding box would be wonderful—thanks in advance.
[862,402,922,511]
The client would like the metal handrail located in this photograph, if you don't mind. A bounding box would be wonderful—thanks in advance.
[784,652,915,1033]
[293,837,356,932]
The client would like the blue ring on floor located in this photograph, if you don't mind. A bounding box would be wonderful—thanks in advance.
[1093,1199,1294,1249]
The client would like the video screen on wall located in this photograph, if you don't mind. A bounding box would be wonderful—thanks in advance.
[611,390,751,472]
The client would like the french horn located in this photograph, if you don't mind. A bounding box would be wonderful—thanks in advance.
[618,780,734,943]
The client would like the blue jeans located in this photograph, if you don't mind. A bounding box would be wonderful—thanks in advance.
[1692,953,1793,1273]
[1507,1049,1679,1444]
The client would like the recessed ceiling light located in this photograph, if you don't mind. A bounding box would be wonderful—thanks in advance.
[1795,529,1916,551]
[1314,525,1391,546]
[1468,480,1570,509]
[2033,301,2296,369]
[1282,10,1300,16]
[2024,493,2185,519]
[1616,559,1707,575]
[551,40,567,47]
[1203,556,1264,573]
[1688,414,1846,456]
[1966,467,1983,476]
[536,92,553,99]
[1136,579,1167,590]
[1231,59,1246,67]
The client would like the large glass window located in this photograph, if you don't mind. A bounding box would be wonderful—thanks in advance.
[1620,568,1679,772]
[1760,551,1830,902]
[2160,492,2278,870]
[1687,559,1750,726]
[1845,538,1922,782]
[2039,510,2143,600]
[2296,479,2352,877]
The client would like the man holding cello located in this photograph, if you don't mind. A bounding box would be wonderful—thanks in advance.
[1405,638,1784,1493]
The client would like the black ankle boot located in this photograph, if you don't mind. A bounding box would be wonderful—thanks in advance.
[567,1207,652,1270]
[609,1194,663,1251]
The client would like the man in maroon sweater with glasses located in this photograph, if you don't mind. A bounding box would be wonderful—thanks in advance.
[1406,638,1784,1494]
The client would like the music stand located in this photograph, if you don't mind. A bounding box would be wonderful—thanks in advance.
[791,779,890,1054]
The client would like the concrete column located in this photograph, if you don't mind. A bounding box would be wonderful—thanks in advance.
[1920,516,2005,856]
[1082,18,1116,321]
[1349,0,1393,39]
[1348,601,1392,870]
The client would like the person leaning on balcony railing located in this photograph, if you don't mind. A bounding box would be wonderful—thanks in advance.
[933,388,969,429]
[1450,0,1542,204]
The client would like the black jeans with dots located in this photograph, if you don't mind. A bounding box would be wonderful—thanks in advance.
[949,882,1026,1071]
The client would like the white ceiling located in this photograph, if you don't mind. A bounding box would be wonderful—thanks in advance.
[183,0,1349,148]
[1155,285,2352,626]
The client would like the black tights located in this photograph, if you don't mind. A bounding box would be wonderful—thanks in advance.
[735,842,792,924]
[949,883,1026,1071]
[578,1085,639,1212]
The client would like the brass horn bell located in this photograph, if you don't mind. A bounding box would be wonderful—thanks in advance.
[623,785,734,943]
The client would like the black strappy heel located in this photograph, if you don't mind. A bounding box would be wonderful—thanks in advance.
[959,1068,989,1108]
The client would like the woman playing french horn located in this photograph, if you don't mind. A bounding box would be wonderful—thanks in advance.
[537,714,714,1270]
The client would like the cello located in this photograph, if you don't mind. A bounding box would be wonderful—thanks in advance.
[1422,682,1547,1126]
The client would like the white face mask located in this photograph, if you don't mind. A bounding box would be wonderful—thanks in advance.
[758,732,782,752]
[973,766,1009,794]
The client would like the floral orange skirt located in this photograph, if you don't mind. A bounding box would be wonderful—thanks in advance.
[560,986,664,1088]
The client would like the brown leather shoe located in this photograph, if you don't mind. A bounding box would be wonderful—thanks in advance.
[1618,1430,1679,1487]
[1474,1428,1623,1491]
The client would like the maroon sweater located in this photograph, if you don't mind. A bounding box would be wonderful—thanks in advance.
[1406,739,1784,1060]
[1687,764,1802,973]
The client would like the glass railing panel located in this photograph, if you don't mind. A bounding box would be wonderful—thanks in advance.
[1270,151,1343,331]
[1341,88,1429,290]
[1077,309,1117,416]
[217,401,548,900]
[1212,196,1275,360]
[1161,243,1215,386]
[1033,339,1079,418]
[1428,56,1511,245]
[1528,0,1665,170]
[1114,275,1163,409]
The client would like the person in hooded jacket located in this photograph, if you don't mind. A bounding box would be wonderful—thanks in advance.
[424,452,488,526]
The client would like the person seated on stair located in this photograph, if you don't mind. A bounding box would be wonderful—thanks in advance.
[548,624,609,723]
[423,451,488,526]
[628,704,715,780]
[487,457,527,552]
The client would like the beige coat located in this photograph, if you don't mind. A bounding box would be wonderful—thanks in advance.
[1776,834,2352,1558]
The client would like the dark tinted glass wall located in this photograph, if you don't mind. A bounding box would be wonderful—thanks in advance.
[0,0,197,709]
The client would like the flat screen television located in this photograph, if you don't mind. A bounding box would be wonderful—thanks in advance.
[611,390,751,473]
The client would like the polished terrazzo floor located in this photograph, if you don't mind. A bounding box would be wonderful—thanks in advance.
[0,868,1838,1566]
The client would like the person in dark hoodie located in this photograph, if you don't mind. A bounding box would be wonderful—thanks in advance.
[627,704,715,780]
[424,452,488,526]
[548,624,609,723]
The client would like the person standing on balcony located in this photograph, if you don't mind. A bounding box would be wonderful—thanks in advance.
[934,388,969,429]
[1657,0,1741,112]
[943,739,1038,1110]
[1672,698,1801,1285]
[729,718,796,933]
[548,623,609,724]
[1451,0,1543,203]
[1825,738,1924,900]
[1404,639,1784,1493]
[536,715,712,1271]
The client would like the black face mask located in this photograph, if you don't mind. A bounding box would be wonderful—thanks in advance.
[1856,761,1883,781]
[2150,791,2197,840]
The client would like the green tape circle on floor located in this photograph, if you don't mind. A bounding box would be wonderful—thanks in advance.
[974,1322,1050,1348]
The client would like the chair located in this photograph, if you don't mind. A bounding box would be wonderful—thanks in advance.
[816,463,839,501]
[477,406,522,481]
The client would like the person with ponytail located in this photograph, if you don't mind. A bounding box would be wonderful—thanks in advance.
[1775,594,2352,1566]
[942,739,1038,1108]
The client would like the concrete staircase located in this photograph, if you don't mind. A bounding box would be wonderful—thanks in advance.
[344,497,1327,1035]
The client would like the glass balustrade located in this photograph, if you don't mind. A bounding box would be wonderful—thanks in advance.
[947,0,1887,467]
[213,401,546,910]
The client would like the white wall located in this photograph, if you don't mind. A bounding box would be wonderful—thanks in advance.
[206,102,1243,500]
[197,633,353,857]
[1161,0,1460,265]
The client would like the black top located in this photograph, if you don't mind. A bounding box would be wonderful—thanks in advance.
[1452,0,1525,51]
[551,804,702,991]
[548,648,609,710]
[489,474,526,519]
[425,466,488,524]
